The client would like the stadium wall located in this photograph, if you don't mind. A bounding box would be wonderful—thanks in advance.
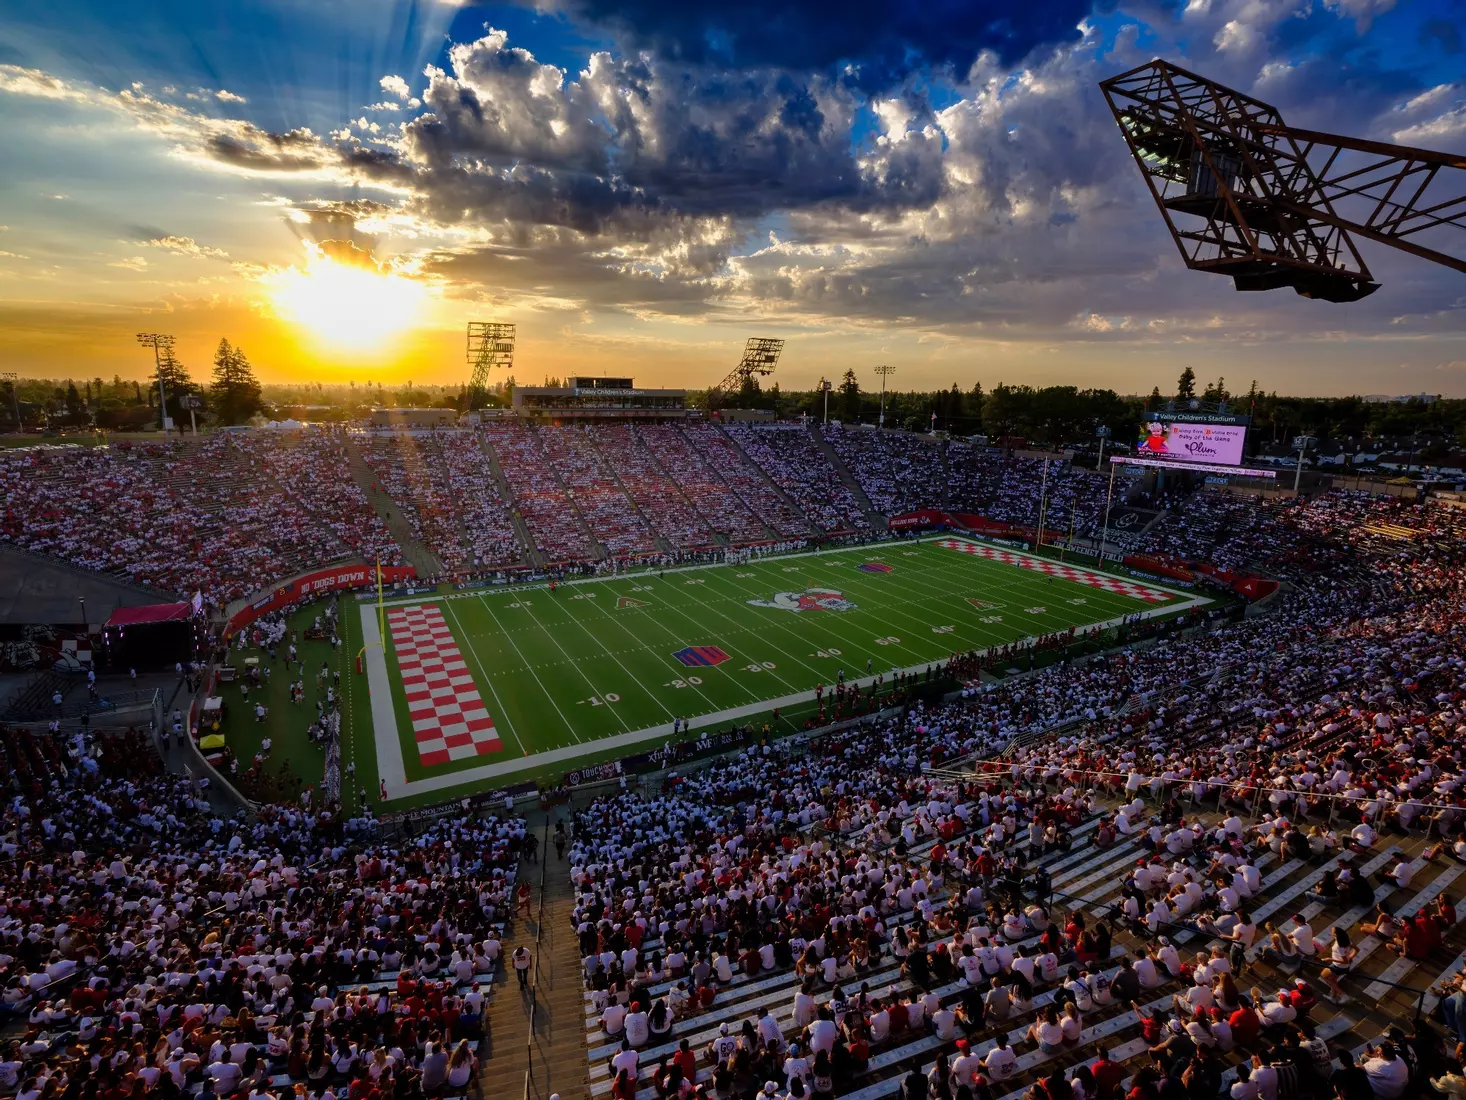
[223,563,417,638]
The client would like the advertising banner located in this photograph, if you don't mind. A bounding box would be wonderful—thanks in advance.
[1137,421,1247,466]
[225,563,418,636]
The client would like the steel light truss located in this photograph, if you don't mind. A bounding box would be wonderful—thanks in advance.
[714,337,785,394]
[466,322,516,406]
[1100,58,1466,302]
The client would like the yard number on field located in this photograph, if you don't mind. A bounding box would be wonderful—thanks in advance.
[685,578,705,585]
[1024,606,1047,615]
[812,647,843,658]
[507,600,532,609]
[1067,597,1087,605]
[736,572,755,578]
[932,625,954,634]
[665,676,704,689]
[873,635,901,646]
[744,661,778,672]
[980,615,1003,623]
[579,693,622,705]
[572,591,597,600]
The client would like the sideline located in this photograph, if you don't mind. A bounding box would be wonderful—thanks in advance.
[360,604,407,796]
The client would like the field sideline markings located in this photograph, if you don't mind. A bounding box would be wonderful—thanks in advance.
[440,597,528,758]
[471,595,583,744]
[521,590,680,727]
[775,551,1096,663]
[372,533,1198,609]
[667,566,864,687]
[567,582,741,719]
[738,555,974,668]
[367,583,1202,799]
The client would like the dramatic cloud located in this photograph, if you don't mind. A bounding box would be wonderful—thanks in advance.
[146,234,229,259]
[1,0,1461,364]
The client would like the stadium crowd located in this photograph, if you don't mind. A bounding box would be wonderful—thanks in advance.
[0,433,407,607]
[0,730,529,1100]
[566,488,1466,1100]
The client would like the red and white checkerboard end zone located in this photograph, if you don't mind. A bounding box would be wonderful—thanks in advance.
[386,604,502,767]
[933,538,1173,603]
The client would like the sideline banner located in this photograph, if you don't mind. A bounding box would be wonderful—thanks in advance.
[225,563,418,636]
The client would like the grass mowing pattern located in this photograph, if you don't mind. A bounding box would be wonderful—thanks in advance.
[380,539,1190,782]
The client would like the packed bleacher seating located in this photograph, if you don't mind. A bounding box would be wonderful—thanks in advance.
[825,423,948,516]
[725,424,870,533]
[0,435,406,607]
[8,423,1466,1100]
[239,428,401,569]
[637,424,774,545]
[0,723,528,1100]
[436,430,526,569]
[681,423,813,540]
[360,431,471,572]
[480,421,599,563]
[566,488,1466,1100]
[586,424,715,551]
[537,425,661,558]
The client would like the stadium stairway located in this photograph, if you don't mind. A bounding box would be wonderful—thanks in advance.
[809,423,886,531]
[707,425,814,537]
[484,820,593,1100]
[342,436,445,576]
[475,430,547,570]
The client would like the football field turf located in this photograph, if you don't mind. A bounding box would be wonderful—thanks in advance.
[361,537,1209,799]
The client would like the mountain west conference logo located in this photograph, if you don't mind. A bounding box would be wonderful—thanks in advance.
[748,588,857,613]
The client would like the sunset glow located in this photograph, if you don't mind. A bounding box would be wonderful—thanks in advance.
[262,244,429,353]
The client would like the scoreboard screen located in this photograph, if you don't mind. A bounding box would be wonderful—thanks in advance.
[1138,421,1247,466]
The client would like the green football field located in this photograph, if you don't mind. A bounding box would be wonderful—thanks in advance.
[358,537,1207,800]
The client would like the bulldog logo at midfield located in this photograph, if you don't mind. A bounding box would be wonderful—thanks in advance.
[748,588,857,613]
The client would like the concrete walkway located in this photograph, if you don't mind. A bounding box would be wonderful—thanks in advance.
[482,808,590,1100]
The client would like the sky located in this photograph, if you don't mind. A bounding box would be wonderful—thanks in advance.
[0,0,1463,397]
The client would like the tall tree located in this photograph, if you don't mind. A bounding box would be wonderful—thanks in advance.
[154,347,195,427]
[210,338,264,425]
[839,368,860,420]
[1176,366,1196,400]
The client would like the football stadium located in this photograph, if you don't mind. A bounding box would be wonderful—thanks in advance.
[4,6,1466,1100]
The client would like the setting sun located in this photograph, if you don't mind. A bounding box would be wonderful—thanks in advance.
[263,242,429,352]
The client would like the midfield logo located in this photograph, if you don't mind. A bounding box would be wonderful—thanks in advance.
[748,588,857,613]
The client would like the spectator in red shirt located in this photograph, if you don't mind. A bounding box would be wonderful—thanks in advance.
[1091,1048,1126,1100]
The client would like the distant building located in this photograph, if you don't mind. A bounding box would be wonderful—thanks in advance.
[1360,393,1440,404]
[512,377,688,419]
[369,407,459,427]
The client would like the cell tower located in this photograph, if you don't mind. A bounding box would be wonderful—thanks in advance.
[714,337,784,394]
[465,322,516,408]
[1100,58,1466,302]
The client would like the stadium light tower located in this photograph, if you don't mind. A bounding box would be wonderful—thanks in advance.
[874,365,895,429]
[466,322,516,410]
[1100,58,1466,301]
[1097,426,1116,559]
[136,333,175,434]
[1291,435,1316,495]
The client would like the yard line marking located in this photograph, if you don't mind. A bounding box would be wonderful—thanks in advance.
[541,590,683,723]
[473,593,583,743]
[575,584,732,717]
[441,597,527,758]
[516,596,638,734]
